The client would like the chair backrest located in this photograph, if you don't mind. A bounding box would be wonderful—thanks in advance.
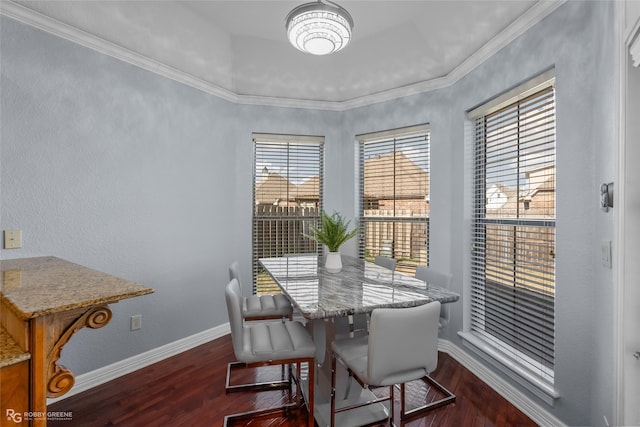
[225,278,244,358]
[414,266,452,288]
[229,261,242,292]
[374,255,396,271]
[367,301,441,385]
[415,267,452,325]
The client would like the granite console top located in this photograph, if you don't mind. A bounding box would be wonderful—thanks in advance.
[0,326,30,368]
[260,255,460,320]
[1,256,154,320]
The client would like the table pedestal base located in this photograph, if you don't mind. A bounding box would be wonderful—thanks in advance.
[304,316,390,427]
[313,367,390,427]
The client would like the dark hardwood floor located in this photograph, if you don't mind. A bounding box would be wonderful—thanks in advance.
[48,335,537,426]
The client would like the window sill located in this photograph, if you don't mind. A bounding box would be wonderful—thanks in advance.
[458,331,560,406]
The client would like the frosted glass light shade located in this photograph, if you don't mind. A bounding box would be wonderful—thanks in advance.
[285,1,354,55]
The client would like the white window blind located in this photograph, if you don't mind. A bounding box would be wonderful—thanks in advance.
[252,134,323,294]
[471,84,556,383]
[358,125,430,275]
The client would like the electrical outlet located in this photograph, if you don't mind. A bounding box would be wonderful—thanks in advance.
[130,314,142,331]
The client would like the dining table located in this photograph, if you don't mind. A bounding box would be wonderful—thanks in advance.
[259,254,460,427]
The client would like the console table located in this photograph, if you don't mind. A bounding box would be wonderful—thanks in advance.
[0,257,154,426]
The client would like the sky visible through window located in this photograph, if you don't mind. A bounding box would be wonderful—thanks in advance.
[255,142,321,186]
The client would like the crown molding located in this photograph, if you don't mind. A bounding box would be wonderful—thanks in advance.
[447,0,565,84]
[1,0,565,112]
[340,0,566,110]
[235,93,343,112]
[0,0,240,104]
[339,75,453,110]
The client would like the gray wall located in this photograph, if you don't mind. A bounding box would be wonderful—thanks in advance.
[0,15,341,375]
[0,1,616,425]
[341,2,615,425]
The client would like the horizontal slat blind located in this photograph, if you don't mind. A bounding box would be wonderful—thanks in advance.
[252,135,323,294]
[358,125,429,276]
[471,85,556,383]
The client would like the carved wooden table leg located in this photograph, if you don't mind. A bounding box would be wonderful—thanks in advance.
[29,305,112,427]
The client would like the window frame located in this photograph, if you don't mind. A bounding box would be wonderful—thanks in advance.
[462,71,559,403]
[357,125,430,275]
[252,133,324,294]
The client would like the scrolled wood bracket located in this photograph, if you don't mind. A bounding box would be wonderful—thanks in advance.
[46,305,112,397]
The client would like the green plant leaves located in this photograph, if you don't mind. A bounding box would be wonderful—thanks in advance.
[306,211,358,252]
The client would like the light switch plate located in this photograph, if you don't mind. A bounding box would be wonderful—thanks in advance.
[4,230,22,249]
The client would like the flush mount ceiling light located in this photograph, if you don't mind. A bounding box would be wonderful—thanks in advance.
[285,0,354,56]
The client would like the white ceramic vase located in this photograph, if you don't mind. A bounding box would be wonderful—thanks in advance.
[325,252,342,273]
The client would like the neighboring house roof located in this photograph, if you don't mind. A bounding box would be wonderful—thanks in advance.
[295,176,320,200]
[255,173,296,205]
[255,151,430,205]
[487,165,555,217]
[255,173,320,205]
[363,152,429,200]
[486,184,517,210]
[521,165,555,200]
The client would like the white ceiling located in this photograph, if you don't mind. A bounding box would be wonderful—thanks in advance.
[8,0,558,104]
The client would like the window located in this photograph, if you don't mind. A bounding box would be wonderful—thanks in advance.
[469,76,556,386]
[358,125,430,275]
[252,134,323,294]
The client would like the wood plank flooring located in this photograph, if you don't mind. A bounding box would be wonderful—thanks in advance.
[48,335,537,426]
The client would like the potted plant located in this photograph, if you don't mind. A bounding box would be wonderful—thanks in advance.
[306,211,358,273]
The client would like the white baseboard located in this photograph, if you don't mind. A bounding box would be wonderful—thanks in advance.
[48,323,230,404]
[438,339,566,427]
[48,325,563,427]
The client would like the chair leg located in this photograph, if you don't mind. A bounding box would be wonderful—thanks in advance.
[400,375,456,421]
[225,361,291,393]
[307,359,315,427]
[331,354,393,427]
[343,373,353,399]
[223,403,303,427]
[224,358,315,427]
[390,384,396,427]
[330,352,337,427]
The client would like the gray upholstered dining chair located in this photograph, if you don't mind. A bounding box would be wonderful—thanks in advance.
[330,301,455,426]
[223,278,316,427]
[374,255,397,271]
[228,261,293,321]
[225,264,294,393]
[415,266,453,328]
[414,265,452,288]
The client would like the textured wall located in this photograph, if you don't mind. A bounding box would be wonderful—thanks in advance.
[0,16,340,376]
[0,1,616,425]
[342,2,615,425]
[1,15,239,373]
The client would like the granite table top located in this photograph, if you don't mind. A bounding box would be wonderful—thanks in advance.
[259,255,460,320]
[1,256,154,320]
